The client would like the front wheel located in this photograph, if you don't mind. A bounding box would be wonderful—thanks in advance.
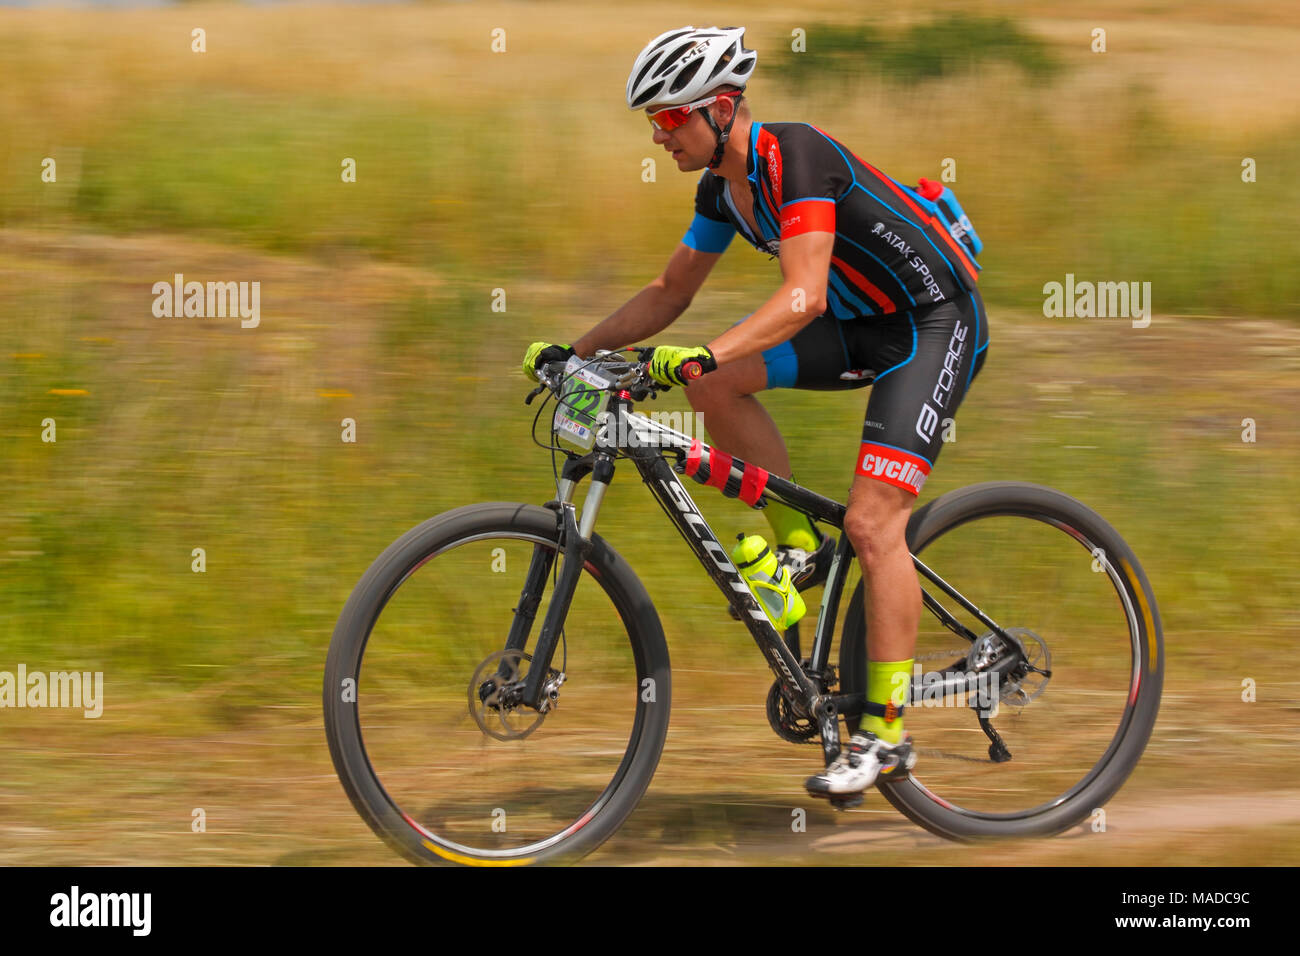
[839,481,1163,839]
[324,502,671,865]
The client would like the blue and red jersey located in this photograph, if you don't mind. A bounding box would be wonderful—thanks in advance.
[681,121,981,317]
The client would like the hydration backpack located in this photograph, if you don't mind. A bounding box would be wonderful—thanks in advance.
[898,177,983,271]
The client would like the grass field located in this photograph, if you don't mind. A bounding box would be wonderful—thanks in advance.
[1,1,1298,865]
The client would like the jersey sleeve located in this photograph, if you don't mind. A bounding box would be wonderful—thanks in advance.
[770,125,852,240]
[681,172,736,254]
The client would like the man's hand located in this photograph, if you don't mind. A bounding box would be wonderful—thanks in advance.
[523,342,575,380]
[645,345,717,387]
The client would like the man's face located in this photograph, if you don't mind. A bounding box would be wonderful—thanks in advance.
[646,97,733,172]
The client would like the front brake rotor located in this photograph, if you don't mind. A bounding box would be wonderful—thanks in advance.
[468,650,546,740]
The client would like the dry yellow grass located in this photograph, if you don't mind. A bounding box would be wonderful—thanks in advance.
[3,1,1298,137]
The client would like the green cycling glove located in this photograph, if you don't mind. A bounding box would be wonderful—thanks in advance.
[523,342,575,381]
[646,345,718,387]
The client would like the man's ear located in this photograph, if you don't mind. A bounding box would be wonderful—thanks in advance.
[712,94,736,126]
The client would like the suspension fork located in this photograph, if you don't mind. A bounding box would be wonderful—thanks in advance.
[517,453,615,708]
[493,460,586,681]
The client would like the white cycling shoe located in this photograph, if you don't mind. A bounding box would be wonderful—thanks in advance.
[805,731,917,798]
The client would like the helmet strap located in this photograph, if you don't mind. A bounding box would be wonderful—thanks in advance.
[700,102,739,170]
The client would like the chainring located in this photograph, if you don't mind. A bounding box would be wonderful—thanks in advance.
[766,680,819,744]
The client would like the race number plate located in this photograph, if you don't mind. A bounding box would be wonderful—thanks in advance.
[552,356,612,453]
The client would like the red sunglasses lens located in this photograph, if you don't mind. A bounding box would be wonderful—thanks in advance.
[648,107,689,131]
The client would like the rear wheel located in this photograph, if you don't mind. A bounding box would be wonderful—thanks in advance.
[324,502,671,864]
[839,481,1162,839]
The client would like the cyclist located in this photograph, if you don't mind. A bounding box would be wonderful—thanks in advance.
[524,25,989,800]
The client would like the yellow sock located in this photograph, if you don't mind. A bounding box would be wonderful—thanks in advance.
[761,495,819,551]
[863,659,912,744]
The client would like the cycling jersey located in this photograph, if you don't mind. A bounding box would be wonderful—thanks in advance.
[681,121,981,317]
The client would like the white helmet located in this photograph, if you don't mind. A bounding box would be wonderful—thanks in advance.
[626,26,757,111]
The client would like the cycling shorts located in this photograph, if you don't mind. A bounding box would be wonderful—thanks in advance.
[760,288,989,496]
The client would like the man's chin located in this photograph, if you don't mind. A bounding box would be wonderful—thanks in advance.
[672,151,705,171]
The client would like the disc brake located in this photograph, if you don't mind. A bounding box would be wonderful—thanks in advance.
[468,649,564,741]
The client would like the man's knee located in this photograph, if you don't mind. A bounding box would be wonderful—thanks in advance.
[683,371,728,411]
[844,481,913,570]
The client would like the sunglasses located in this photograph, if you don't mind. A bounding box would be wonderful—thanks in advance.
[646,90,741,132]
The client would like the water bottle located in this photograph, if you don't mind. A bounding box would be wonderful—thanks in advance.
[731,534,806,629]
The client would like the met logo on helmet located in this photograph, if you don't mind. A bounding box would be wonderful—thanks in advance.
[678,44,707,65]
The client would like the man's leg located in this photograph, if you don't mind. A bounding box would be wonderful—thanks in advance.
[805,293,989,797]
[843,474,918,744]
[844,475,919,660]
[682,353,818,550]
[681,352,788,475]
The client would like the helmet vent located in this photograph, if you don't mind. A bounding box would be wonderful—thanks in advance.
[632,80,665,110]
[655,41,697,75]
[707,44,736,81]
[632,56,660,91]
[650,29,693,52]
[669,58,704,94]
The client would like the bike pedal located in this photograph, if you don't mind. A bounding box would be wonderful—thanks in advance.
[827,793,865,811]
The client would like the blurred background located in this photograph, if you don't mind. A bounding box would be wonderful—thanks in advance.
[1,0,1297,865]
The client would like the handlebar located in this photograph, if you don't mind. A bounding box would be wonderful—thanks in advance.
[530,349,675,404]
[525,348,710,412]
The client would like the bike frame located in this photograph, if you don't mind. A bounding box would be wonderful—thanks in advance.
[520,394,1024,766]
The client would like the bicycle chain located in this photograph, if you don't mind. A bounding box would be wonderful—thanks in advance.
[913,649,969,663]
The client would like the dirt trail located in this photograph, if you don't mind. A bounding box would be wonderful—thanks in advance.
[797,789,1300,862]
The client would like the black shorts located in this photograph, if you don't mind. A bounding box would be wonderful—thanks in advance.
[759,288,989,495]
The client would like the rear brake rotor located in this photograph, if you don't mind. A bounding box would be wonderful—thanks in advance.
[967,627,1051,707]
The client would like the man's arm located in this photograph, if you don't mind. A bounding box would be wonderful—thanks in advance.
[706,231,833,365]
[572,243,722,357]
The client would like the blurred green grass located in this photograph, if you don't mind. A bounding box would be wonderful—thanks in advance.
[3,260,1297,734]
[0,1,1297,739]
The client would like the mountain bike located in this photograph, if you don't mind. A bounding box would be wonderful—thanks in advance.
[323,351,1163,865]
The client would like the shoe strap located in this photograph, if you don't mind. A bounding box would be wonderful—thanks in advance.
[861,700,906,723]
